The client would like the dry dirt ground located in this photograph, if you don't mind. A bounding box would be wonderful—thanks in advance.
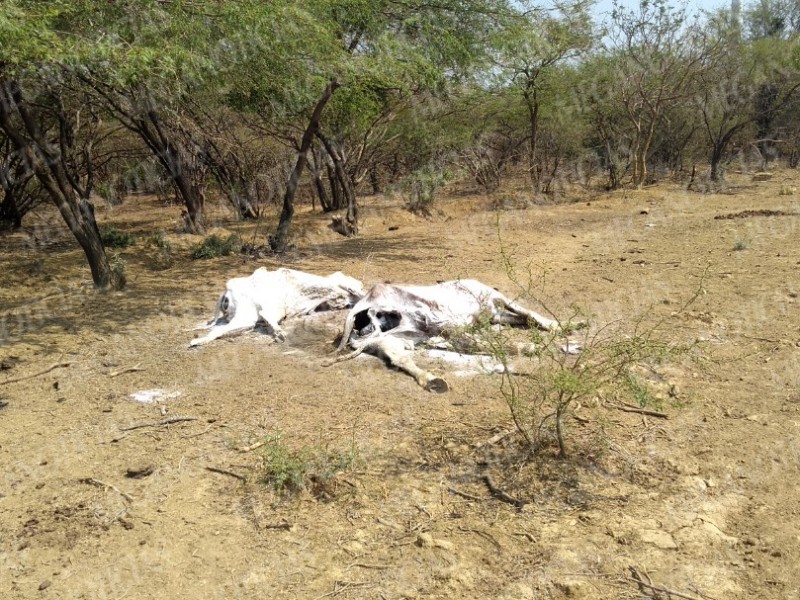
[1,172,799,600]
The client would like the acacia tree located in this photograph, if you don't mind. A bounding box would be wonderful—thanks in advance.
[700,18,799,178]
[81,82,210,233]
[0,2,125,287]
[490,2,593,190]
[692,6,800,179]
[66,0,233,234]
[608,0,717,187]
[226,0,513,251]
[746,0,800,38]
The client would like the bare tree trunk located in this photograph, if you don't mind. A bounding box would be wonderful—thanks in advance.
[630,131,643,188]
[524,90,541,191]
[0,76,120,288]
[0,139,28,229]
[271,79,339,252]
[200,143,259,219]
[0,190,22,230]
[710,144,724,182]
[369,164,381,194]
[138,108,206,233]
[605,139,620,190]
[326,161,342,209]
[308,146,332,212]
[316,130,358,237]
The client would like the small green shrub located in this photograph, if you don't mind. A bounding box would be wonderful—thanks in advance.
[732,238,748,251]
[399,166,449,217]
[623,371,661,410]
[144,230,172,251]
[100,227,134,248]
[259,433,359,498]
[109,252,127,289]
[96,180,124,206]
[485,318,689,459]
[144,231,174,270]
[190,233,241,260]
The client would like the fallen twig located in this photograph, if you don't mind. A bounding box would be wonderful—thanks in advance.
[473,427,516,451]
[376,517,403,530]
[108,364,144,378]
[181,423,216,439]
[737,333,786,344]
[458,525,503,549]
[313,581,373,600]
[261,522,294,531]
[628,566,707,600]
[205,466,247,482]
[79,477,134,502]
[447,486,483,502]
[119,416,197,432]
[0,361,72,386]
[606,402,668,419]
[346,563,391,571]
[562,571,617,578]
[237,440,267,453]
[483,475,527,508]
[513,531,536,543]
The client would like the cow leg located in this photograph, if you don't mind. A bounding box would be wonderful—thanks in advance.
[373,337,449,393]
[189,318,255,347]
[498,299,561,331]
[257,308,287,342]
[321,345,366,367]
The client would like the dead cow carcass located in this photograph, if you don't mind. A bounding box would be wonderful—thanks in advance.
[190,268,365,346]
[332,279,561,392]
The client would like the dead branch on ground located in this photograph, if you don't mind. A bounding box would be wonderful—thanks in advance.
[628,566,709,600]
[119,416,197,432]
[79,477,134,502]
[447,486,484,502]
[0,362,72,386]
[108,364,144,377]
[458,525,503,549]
[205,466,247,482]
[237,440,267,452]
[483,475,527,508]
[605,401,668,419]
[473,427,516,451]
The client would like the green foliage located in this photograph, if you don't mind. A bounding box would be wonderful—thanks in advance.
[95,182,121,207]
[190,234,241,260]
[733,238,749,251]
[398,166,450,216]
[0,1,63,67]
[5,0,800,274]
[259,433,360,498]
[478,238,697,459]
[260,435,311,494]
[109,252,127,290]
[623,371,660,410]
[144,231,172,252]
[144,231,174,270]
[486,317,690,459]
[100,227,135,248]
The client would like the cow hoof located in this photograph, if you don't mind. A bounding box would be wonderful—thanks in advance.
[426,378,449,393]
